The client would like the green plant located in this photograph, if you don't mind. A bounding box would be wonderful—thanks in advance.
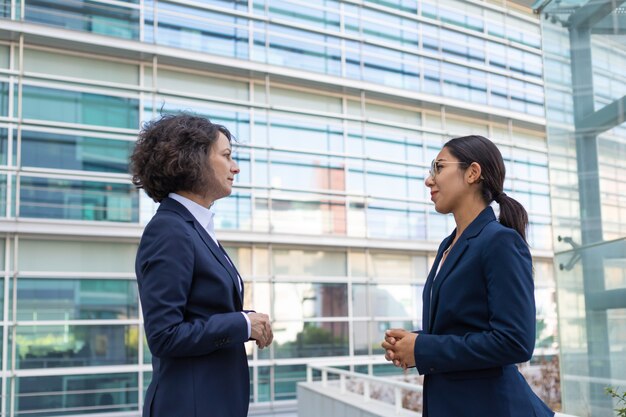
[606,387,626,417]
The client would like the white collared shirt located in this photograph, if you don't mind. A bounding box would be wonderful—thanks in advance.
[168,193,250,337]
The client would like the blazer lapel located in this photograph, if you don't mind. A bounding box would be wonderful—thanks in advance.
[422,233,454,332]
[159,198,243,308]
[426,206,498,333]
[192,222,244,308]
[218,241,244,303]
[428,239,469,332]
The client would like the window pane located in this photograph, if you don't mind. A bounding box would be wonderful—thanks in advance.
[24,48,139,85]
[13,325,139,368]
[273,283,348,320]
[19,177,139,222]
[15,373,138,416]
[18,240,137,273]
[274,364,306,401]
[13,279,138,321]
[272,321,349,358]
[272,249,346,276]
[20,85,139,129]
[20,130,133,173]
[24,0,139,39]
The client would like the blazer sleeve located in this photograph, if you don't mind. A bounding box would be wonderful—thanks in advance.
[414,228,536,374]
[137,215,249,358]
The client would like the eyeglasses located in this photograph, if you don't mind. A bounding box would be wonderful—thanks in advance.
[428,159,467,179]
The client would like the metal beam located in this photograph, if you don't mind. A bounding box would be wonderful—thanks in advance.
[586,288,626,310]
[579,95,626,136]
[569,0,625,29]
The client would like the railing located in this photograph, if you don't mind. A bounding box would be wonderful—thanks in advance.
[304,364,579,417]
[306,364,422,415]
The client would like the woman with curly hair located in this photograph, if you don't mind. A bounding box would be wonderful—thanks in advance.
[131,113,273,417]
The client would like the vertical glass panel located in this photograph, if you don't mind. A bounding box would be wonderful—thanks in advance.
[12,279,138,321]
[272,248,346,277]
[274,364,306,401]
[369,284,420,318]
[15,373,138,416]
[272,321,349,358]
[369,252,424,281]
[0,127,7,165]
[350,251,367,278]
[0,82,8,117]
[213,190,252,231]
[0,175,6,217]
[24,0,140,39]
[20,86,139,129]
[13,325,139,368]
[257,366,271,402]
[0,45,9,68]
[19,177,139,222]
[222,246,252,277]
[273,283,348,320]
[20,130,133,173]
[18,240,137,273]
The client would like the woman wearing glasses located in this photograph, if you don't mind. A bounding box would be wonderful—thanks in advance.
[382,135,554,417]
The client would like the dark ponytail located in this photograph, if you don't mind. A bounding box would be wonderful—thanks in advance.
[444,135,529,242]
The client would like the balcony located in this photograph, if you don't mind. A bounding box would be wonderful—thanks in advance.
[298,364,578,417]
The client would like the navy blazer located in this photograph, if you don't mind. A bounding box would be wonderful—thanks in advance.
[414,207,554,417]
[136,198,250,417]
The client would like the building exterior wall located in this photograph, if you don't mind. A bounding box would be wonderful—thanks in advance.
[0,1,557,415]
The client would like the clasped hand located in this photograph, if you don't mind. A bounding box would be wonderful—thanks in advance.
[248,312,273,349]
[381,328,417,370]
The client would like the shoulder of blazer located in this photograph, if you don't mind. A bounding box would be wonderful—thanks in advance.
[462,206,497,242]
[156,197,195,222]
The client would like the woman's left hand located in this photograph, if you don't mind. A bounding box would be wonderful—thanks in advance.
[381,329,417,369]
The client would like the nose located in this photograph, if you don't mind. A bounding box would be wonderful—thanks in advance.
[425,173,434,187]
[231,160,240,175]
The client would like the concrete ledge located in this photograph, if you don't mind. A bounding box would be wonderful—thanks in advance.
[298,382,420,417]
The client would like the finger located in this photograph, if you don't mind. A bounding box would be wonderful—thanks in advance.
[386,329,408,339]
[381,341,392,350]
[384,336,397,345]
[393,359,400,367]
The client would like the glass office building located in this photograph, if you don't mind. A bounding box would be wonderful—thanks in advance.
[0,1,558,415]
[536,0,626,416]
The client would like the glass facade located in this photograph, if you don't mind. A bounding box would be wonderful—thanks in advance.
[538,0,626,416]
[0,1,560,415]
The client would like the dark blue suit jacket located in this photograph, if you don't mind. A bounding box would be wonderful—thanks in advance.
[415,207,554,417]
[136,198,250,417]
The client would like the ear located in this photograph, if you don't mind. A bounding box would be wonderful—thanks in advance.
[466,162,483,184]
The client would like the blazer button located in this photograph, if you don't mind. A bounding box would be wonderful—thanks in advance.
[429,367,435,372]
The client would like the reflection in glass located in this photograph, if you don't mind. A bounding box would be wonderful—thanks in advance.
[20,130,133,173]
[20,85,139,129]
[15,373,138,416]
[273,249,346,277]
[19,177,139,222]
[14,325,139,369]
[273,283,347,320]
[24,0,140,39]
[275,364,306,401]
[13,279,138,320]
[272,321,348,358]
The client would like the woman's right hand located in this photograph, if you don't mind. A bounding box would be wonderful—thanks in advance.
[248,312,273,349]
